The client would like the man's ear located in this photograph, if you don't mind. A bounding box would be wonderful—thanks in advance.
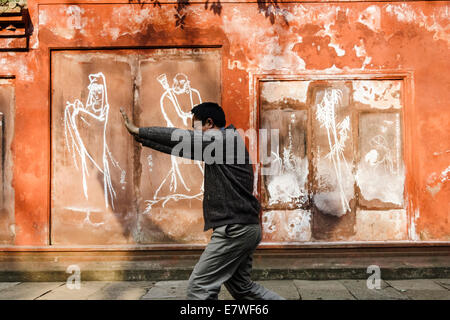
[206,118,214,128]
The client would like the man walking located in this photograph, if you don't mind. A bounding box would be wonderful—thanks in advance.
[120,102,284,300]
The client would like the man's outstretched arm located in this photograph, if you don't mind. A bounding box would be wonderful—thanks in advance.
[120,107,220,162]
[134,135,174,156]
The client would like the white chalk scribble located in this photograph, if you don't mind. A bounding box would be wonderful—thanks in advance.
[315,88,351,213]
[144,73,204,213]
[64,72,125,209]
[364,134,396,174]
[266,112,308,207]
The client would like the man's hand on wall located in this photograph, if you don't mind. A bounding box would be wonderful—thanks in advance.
[120,107,139,135]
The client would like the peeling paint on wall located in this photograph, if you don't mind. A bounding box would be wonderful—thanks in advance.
[426,165,450,197]
[260,81,309,105]
[409,209,421,241]
[385,4,450,42]
[353,80,402,109]
[439,166,450,183]
[353,40,372,70]
[358,5,381,32]
[262,209,311,242]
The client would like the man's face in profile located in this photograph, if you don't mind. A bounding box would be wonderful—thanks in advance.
[192,115,203,131]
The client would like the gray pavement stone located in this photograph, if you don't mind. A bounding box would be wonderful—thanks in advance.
[258,280,300,300]
[340,279,409,300]
[294,280,355,300]
[37,281,109,300]
[0,279,447,300]
[0,282,64,300]
[386,279,450,300]
[141,280,188,300]
[0,282,20,291]
[218,280,299,300]
[432,278,450,290]
[87,281,155,300]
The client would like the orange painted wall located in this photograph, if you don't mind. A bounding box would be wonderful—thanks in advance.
[0,0,448,247]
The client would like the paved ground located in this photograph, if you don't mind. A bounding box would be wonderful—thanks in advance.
[0,279,449,300]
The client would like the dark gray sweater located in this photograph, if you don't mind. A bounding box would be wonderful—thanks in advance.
[135,124,261,231]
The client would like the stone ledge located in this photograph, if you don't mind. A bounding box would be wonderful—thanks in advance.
[0,253,448,281]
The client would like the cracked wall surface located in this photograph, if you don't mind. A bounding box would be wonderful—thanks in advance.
[0,1,448,246]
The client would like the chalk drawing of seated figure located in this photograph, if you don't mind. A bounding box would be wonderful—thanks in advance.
[158,73,201,127]
[64,72,124,210]
[144,73,205,213]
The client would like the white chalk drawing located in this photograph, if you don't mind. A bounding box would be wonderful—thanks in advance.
[144,73,204,214]
[158,73,202,127]
[65,206,104,226]
[315,88,351,213]
[356,113,404,206]
[265,112,308,207]
[64,72,125,209]
[364,134,396,174]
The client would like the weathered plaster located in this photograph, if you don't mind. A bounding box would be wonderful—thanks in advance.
[0,1,448,246]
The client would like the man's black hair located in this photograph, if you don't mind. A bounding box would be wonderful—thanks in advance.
[191,102,226,128]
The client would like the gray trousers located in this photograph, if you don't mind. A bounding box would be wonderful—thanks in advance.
[187,223,285,300]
